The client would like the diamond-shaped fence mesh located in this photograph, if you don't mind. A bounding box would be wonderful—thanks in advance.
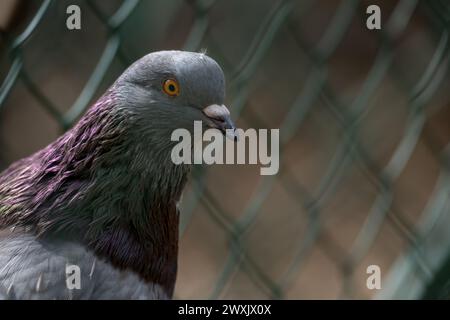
[0,0,449,299]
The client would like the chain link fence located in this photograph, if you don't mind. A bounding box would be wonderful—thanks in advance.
[0,0,449,299]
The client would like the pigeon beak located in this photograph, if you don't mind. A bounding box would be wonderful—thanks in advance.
[203,104,239,141]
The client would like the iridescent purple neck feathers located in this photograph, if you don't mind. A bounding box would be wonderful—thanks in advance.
[0,92,189,296]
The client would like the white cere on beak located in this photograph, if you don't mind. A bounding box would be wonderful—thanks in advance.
[203,104,230,119]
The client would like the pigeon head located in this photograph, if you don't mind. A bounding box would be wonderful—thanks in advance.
[112,50,235,146]
[0,51,235,298]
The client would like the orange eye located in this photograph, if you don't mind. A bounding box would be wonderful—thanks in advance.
[162,79,180,97]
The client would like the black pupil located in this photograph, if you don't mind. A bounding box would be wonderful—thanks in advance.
[168,84,175,92]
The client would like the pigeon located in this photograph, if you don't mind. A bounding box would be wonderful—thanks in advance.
[0,50,235,299]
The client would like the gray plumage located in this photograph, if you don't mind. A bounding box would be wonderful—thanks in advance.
[0,51,235,299]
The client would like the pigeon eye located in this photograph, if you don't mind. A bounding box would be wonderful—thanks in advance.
[163,79,180,97]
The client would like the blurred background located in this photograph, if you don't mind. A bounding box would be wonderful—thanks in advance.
[0,0,449,299]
